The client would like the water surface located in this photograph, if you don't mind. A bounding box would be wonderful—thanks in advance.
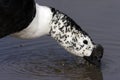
[0,0,120,80]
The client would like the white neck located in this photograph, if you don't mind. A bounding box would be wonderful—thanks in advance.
[11,3,94,57]
[11,4,53,39]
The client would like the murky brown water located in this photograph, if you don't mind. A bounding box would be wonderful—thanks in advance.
[0,0,120,80]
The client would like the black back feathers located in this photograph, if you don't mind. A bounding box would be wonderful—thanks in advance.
[0,0,36,38]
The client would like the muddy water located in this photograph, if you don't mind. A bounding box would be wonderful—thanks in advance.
[0,0,120,80]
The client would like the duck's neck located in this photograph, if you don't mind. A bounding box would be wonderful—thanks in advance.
[49,8,91,56]
[11,4,53,39]
[11,4,93,56]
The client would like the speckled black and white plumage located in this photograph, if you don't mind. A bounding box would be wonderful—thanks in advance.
[11,3,95,57]
[50,8,94,57]
[0,0,103,62]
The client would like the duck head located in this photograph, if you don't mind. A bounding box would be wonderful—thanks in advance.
[50,8,104,66]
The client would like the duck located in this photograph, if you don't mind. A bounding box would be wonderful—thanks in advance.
[0,0,103,66]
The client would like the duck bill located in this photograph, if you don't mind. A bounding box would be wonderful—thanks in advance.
[83,44,104,67]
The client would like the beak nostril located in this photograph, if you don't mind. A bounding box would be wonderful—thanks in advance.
[98,60,101,63]
[95,44,104,58]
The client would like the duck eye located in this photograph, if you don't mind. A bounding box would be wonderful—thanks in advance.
[83,40,88,44]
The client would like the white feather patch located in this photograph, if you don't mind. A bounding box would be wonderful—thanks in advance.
[11,4,53,39]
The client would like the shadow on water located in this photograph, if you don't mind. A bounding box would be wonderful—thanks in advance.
[0,37,103,80]
[1,0,120,79]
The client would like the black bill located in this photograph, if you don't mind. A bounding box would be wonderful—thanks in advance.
[84,44,104,67]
